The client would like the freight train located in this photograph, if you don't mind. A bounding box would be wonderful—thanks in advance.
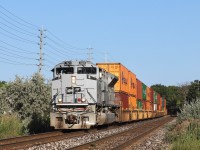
[50,60,167,129]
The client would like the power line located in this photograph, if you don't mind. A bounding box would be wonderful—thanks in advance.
[46,36,86,55]
[0,56,36,66]
[0,26,37,44]
[46,43,74,59]
[47,30,86,51]
[0,48,37,60]
[0,15,37,36]
[0,21,37,37]
[0,5,39,30]
[0,40,36,54]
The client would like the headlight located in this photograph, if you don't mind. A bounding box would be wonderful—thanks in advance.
[58,98,63,103]
[81,98,86,102]
[71,76,76,84]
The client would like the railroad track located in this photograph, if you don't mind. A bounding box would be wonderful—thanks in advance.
[0,130,87,150]
[70,116,174,150]
[0,124,119,150]
[0,116,174,150]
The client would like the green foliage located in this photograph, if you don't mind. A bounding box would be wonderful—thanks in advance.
[0,73,51,134]
[170,121,200,150]
[151,83,191,115]
[0,113,24,139]
[177,98,200,122]
[0,81,6,88]
[165,99,200,150]
[186,81,200,103]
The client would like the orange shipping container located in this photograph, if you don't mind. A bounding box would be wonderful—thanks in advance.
[157,93,161,105]
[128,71,137,97]
[137,79,142,100]
[97,63,129,94]
[129,96,137,110]
[145,100,152,111]
[146,86,151,101]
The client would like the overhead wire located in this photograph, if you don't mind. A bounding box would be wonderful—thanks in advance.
[0,15,37,36]
[0,48,37,60]
[47,30,86,51]
[0,56,36,66]
[46,43,76,59]
[0,21,37,37]
[0,26,37,44]
[0,5,39,30]
[46,36,86,55]
[0,40,36,54]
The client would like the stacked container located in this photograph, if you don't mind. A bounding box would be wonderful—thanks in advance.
[158,96,162,111]
[162,98,166,111]
[136,79,142,109]
[128,71,137,109]
[97,63,130,110]
[146,86,152,110]
[153,91,158,111]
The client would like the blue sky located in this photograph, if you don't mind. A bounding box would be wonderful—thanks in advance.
[0,0,199,86]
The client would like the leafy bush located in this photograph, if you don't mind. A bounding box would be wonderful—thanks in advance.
[177,98,200,122]
[0,73,51,134]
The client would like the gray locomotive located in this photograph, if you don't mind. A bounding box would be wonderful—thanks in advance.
[50,60,119,129]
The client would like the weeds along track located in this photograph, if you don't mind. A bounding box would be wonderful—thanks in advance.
[70,116,174,150]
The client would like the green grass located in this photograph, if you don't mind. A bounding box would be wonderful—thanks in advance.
[172,133,200,150]
[0,114,24,139]
[166,120,200,150]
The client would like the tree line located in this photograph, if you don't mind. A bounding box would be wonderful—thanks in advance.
[151,80,200,114]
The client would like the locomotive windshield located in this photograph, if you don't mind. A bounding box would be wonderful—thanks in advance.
[77,67,96,74]
[56,67,74,74]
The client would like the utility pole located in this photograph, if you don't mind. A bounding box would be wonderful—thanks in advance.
[87,47,93,62]
[38,28,46,74]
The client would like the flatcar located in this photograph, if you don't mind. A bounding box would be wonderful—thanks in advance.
[50,60,167,129]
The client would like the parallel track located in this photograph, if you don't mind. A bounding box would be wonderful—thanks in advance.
[70,116,174,150]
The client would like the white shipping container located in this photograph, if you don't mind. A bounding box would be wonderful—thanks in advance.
[153,104,157,111]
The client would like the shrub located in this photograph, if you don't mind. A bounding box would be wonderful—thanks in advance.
[0,113,24,139]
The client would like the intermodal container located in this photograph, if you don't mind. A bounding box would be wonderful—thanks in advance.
[137,79,142,100]
[145,100,152,111]
[146,86,151,101]
[153,104,157,111]
[115,92,129,109]
[142,83,147,100]
[157,93,161,104]
[153,91,157,103]
[137,100,143,109]
[141,100,146,110]
[129,96,137,109]
[128,71,137,97]
[97,63,129,94]
[150,88,154,103]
